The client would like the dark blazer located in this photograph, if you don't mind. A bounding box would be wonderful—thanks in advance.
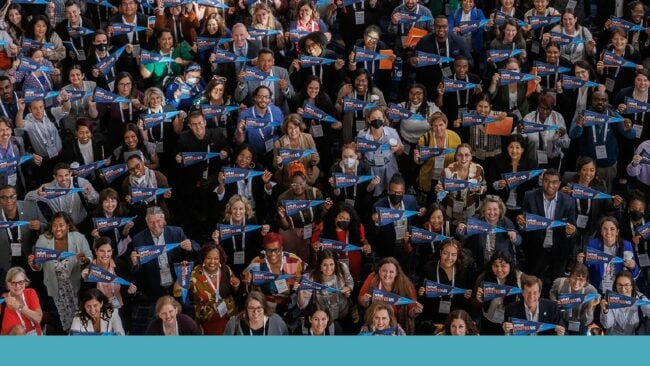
[108,13,150,48]
[0,137,28,194]
[145,313,201,335]
[414,33,473,97]
[505,298,563,335]
[55,16,97,53]
[131,225,200,303]
[0,202,48,274]
[61,139,110,166]
[521,188,576,279]
[369,195,420,259]
[216,40,259,96]
[214,166,271,224]
[487,153,540,208]
[462,216,521,272]
[290,49,345,101]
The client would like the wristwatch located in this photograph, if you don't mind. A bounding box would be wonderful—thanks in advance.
[18,304,25,312]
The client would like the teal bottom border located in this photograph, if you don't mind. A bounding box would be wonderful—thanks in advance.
[0,336,646,365]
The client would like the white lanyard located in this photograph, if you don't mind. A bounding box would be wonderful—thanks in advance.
[2,209,21,242]
[591,112,609,144]
[162,319,179,335]
[205,267,221,300]
[298,207,314,225]
[363,46,376,75]
[16,293,35,331]
[163,48,174,75]
[122,16,139,43]
[31,120,57,147]
[147,107,165,140]
[119,102,133,124]
[253,107,273,140]
[436,263,455,288]
[311,64,323,82]
[32,73,51,91]
[69,19,84,48]
[435,38,450,58]
[401,5,420,34]
[432,131,447,149]
[231,217,245,253]
[0,93,17,118]
[576,196,591,215]
[632,92,648,124]
[249,316,268,336]
[264,254,285,274]
[454,74,469,106]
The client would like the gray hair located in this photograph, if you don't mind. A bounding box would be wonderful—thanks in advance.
[146,206,166,219]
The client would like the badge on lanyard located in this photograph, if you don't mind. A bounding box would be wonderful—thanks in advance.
[265,139,274,152]
[217,301,228,317]
[310,124,324,138]
[274,279,289,294]
[439,300,451,314]
[303,223,313,239]
[356,119,366,132]
[234,251,245,265]
[355,11,365,25]
[11,242,21,257]
[568,320,581,332]
[595,145,607,160]
[605,78,615,93]
[576,214,589,229]
[537,150,549,165]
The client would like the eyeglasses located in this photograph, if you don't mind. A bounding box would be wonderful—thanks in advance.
[365,35,379,42]
[290,182,306,188]
[247,306,264,313]
[0,194,17,201]
[118,82,132,87]
[616,283,633,289]
[9,280,25,286]
[265,247,281,254]
[256,95,271,100]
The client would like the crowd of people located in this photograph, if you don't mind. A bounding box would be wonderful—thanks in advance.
[1,0,650,336]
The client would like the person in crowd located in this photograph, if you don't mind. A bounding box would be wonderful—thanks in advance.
[224,290,289,335]
[70,288,125,335]
[549,263,599,335]
[358,301,407,336]
[599,270,650,335]
[1,267,43,335]
[145,295,200,335]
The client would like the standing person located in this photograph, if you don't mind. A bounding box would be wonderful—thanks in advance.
[0,267,43,335]
[0,185,48,280]
[568,91,636,193]
[516,169,576,287]
[27,212,93,334]
[369,173,422,273]
[174,111,229,239]
[502,274,566,335]
[189,243,242,335]
[357,257,423,335]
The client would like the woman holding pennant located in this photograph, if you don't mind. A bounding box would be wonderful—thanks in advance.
[112,123,159,170]
[599,270,650,335]
[80,237,137,330]
[96,72,145,150]
[459,195,521,272]
[578,217,640,294]
[328,143,379,220]
[211,194,270,275]
[415,111,461,205]
[189,243,242,335]
[543,9,596,64]
[139,28,193,89]
[416,238,475,335]
[273,113,319,190]
[487,134,539,219]
[292,75,341,173]
[347,26,391,93]
[276,162,328,263]
[357,107,402,197]
[595,29,642,98]
[488,57,540,121]
[549,263,599,335]
[214,144,274,224]
[358,257,422,335]
[434,143,487,221]
[615,70,650,143]
[190,76,237,132]
[561,156,623,252]
[27,212,93,334]
[1,267,43,335]
[289,31,345,100]
[297,250,354,325]
[8,47,56,93]
[472,250,522,335]
[60,65,99,132]
[311,201,371,282]
[618,191,650,295]
[249,3,284,54]
[358,302,407,335]
[25,15,66,62]
[164,62,206,111]
[242,233,304,323]
[90,189,135,257]
[454,93,503,167]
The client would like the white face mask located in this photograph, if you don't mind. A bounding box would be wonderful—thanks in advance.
[186,77,199,86]
[344,158,356,169]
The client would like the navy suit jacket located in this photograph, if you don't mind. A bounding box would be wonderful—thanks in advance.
[131,225,200,302]
[370,195,419,258]
[521,188,576,278]
[505,298,563,335]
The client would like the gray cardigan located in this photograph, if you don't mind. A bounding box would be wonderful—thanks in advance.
[33,231,93,299]
[224,313,288,335]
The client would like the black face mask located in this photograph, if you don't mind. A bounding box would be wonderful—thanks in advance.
[336,221,350,230]
[388,193,403,205]
[630,211,645,221]
[370,119,383,129]
[96,44,108,51]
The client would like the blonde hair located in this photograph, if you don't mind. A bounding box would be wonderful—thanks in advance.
[365,302,398,328]
[224,195,254,221]
[143,87,166,107]
[155,295,181,315]
[281,113,306,134]
[252,2,277,29]
[479,195,507,221]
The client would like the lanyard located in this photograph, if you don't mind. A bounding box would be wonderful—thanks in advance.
[31,120,57,147]
[435,38,450,59]
[400,5,419,34]
[32,73,51,91]
[147,107,165,140]
[231,217,246,253]
[249,316,268,336]
[352,91,368,120]
[123,16,139,43]
[119,102,133,124]
[0,93,17,118]
[535,111,546,150]
[576,197,591,215]
[632,218,647,253]
[264,253,285,274]
[436,263,455,288]
[16,293,35,331]
[205,267,221,300]
[344,165,358,199]
[69,19,84,48]
[631,92,648,124]
[432,131,447,148]
[591,111,609,144]
[252,106,273,141]
[2,209,21,242]
[454,74,469,106]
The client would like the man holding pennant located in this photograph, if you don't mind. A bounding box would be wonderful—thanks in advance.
[517,169,576,284]
[235,85,283,160]
[503,275,565,335]
[388,0,434,52]
[434,56,482,123]
[370,173,423,273]
[130,206,200,309]
[569,91,635,193]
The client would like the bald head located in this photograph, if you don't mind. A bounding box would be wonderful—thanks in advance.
[232,23,249,48]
